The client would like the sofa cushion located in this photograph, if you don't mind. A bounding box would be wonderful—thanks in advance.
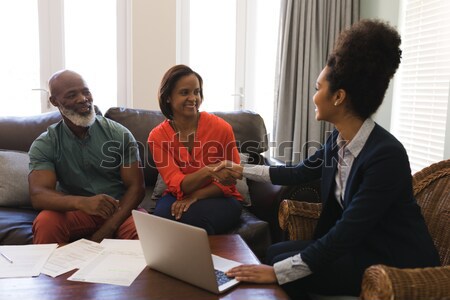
[0,150,31,208]
[0,207,38,245]
[104,108,165,186]
[151,174,168,201]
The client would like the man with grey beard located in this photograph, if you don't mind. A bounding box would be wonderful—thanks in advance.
[28,70,146,244]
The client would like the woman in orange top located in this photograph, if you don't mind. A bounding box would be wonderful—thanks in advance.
[148,65,243,234]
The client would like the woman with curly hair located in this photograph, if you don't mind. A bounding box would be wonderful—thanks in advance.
[223,19,440,298]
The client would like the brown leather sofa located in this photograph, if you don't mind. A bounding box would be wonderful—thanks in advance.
[0,107,295,259]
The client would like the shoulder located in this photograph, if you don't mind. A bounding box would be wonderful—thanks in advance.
[29,121,63,159]
[360,124,411,171]
[94,116,138,143]
[96,115,131,133]
[148,119,171,141]
[30,121,63,148]
[367,124,407,155]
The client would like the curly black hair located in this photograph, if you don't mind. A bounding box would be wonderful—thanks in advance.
[158,64,203,119]
[326,19,402,119]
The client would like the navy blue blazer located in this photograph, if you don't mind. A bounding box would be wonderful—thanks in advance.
[270,124,440,273]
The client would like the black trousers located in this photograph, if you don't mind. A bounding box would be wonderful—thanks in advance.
[266,240,363,300]
[154,194,242,235]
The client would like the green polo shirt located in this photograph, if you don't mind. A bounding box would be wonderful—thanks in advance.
[29,115,140,200]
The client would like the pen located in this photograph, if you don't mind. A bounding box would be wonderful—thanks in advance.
[0,251,13,264]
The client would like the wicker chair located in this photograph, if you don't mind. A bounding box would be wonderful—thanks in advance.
[278,159,450,300]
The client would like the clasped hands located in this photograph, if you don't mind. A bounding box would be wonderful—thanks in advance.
[171,161,242,220]
[79,194,119,219]
[209,160,243,186]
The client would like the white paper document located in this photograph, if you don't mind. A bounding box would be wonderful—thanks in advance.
[67,239,146,286]
[42,238,105,278]
[0,244,57,278]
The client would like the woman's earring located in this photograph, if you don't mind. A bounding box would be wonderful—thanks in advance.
[334,101,339,106]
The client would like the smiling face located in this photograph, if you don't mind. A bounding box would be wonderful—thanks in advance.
[313,66,339,123]
[169,74,202,120]
[49,70,95,127]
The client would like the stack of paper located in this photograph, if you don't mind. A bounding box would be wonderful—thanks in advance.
[42,238,147,287]
[67,239,147,286]
[1,239,146,287]
[0,244,57,278]
[42,239,105,277]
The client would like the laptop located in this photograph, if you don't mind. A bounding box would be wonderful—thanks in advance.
[132,210,242,294]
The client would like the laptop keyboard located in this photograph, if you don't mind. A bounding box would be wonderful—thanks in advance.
[215,269,233,286]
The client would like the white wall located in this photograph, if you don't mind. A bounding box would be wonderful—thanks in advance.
[131,0,176,110]
[360,0,401,130]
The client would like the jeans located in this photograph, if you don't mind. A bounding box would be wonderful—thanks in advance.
[153,194,242,235]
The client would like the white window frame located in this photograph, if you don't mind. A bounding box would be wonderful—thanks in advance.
[117,0,133,108]
[35,0,129,112]
[37,0,65,112]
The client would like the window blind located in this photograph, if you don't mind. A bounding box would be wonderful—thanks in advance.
[392,0,450,173]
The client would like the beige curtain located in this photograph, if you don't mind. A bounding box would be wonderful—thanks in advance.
[273,0,359,163]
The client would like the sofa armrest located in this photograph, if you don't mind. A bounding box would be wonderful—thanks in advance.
[247,180,283,240]
[247,178,323,243]
[361,264,450,300]
[278,200,322,241]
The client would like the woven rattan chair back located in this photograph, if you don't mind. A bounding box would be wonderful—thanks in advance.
[412,159,450,266]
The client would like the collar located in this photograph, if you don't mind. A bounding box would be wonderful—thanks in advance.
[62,117,95,140]
[337,118,375,158]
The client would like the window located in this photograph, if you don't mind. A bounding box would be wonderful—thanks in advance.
[64,0,118,114]
[178,0,281,135]
[188,0,237,112]
[392,0,450,173]
[0,1,41,116]
[0,0,125,116]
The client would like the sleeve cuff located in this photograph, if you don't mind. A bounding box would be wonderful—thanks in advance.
[273,254,312,285]
[242,165,271,183]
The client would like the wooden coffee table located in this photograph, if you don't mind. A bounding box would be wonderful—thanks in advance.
[0,235,289,300]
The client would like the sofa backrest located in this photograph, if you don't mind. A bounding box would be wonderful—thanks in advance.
[0,107,269,188]
[0,111,63,152]
[104,107,269,186]
[0,107,102,152]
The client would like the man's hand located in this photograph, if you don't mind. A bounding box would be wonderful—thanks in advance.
[78,194,119,219]
[171,196,198,220]
[226,264,277,284]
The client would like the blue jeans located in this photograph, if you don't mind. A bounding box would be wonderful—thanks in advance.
[154,194,242,235]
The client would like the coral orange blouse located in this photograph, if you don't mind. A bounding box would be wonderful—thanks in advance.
[148,112,242,201]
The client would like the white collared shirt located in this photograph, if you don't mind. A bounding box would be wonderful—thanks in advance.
[334,118,375,208]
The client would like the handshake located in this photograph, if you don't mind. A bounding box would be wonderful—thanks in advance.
[209,160,244,186]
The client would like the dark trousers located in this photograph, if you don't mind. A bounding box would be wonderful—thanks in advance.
[266,240,362,300]
[154,194,242,235]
